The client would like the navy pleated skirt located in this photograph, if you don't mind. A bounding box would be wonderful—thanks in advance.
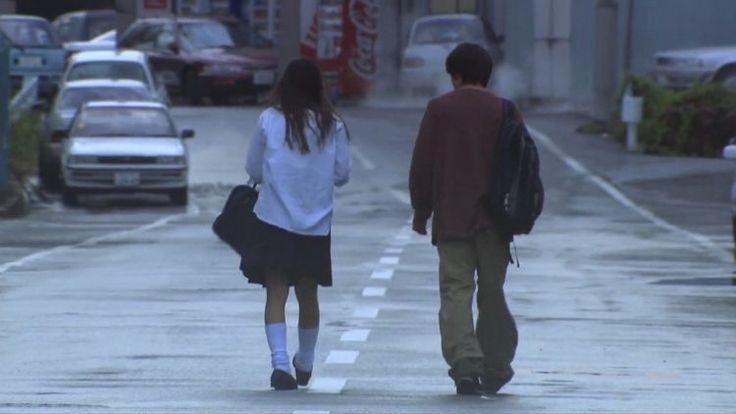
[239,218,333,287]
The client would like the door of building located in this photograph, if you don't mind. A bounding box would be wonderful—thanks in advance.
[532,0,571,99]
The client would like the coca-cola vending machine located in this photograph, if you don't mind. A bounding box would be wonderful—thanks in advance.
[301,0,380,99]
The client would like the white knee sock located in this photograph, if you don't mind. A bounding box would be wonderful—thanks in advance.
[295,327,319,371]
[265,323,290,373]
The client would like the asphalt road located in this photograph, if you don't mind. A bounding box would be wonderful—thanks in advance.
[0,104,734,413]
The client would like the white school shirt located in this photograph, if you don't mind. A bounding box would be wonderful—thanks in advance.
[245,107,351,236]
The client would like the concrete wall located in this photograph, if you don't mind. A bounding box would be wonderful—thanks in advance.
[499,0,736,112]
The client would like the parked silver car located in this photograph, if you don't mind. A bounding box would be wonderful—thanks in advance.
[39,79,155,189]
[650,46,736,89]
[61,101,193,206]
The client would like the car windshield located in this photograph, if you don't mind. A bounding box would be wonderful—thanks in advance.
[180,21,235,50]
[67,61,148,84]
[86,15,116,39]
[72,107,176,137]
[222,20,273,48]
[58,87,152,111]
[412,18,484,45]
[0,18,60,47]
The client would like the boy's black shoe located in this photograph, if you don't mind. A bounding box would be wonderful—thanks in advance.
[479,371,513,395]
[292,357,312,386]
[455,376,481,395]
[270,369,297,390]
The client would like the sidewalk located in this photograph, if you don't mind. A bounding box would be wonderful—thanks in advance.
[525,110,734,258]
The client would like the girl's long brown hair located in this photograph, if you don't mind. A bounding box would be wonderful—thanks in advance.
[269,58,339,153]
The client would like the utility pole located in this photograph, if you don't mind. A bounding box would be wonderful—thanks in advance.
[278,0,301,75]
[0,46,9,192]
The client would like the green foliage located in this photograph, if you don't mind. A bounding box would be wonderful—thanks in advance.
[9,112,42,169]
[617,75,736,157]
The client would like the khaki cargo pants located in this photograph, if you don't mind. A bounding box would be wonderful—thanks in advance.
[436,228,518,381]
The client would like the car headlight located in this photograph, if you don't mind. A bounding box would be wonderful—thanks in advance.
[157,156,185,165]
[67,155,97,164]
[200,64,244,75]
[403,56,426,69]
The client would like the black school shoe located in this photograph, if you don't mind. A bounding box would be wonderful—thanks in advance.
[455,376,481,395]
[270,369,297,390]
[480,371,513,395]
[292,357,312,386]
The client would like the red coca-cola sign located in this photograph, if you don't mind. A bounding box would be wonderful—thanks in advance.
[347,0,380,81]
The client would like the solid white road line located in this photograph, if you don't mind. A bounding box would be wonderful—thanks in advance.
[528,126,731,262]
[370,268,394,280]
[0,209,194,275]
[308,378,346,394]
[351,146,376,170]
[341,329,371,342]
[352,306,379,319]
[326,350,359,364]
[294,411,330,414]
[379,256,399,265]
[362,287,387,297]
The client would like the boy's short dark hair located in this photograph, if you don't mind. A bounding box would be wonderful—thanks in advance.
[445,43,493,87]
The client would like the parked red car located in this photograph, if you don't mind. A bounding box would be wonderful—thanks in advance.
[119,17,278,105]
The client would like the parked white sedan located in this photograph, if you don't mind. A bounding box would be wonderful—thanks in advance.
[61,101,193,206]
[399,14,503,96]
[651,46,736,89]
[63,29,116,54]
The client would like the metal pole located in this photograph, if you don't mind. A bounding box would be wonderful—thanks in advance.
[278,0,300,75]
[0,47,10,192]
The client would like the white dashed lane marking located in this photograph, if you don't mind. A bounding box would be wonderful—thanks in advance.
[379,256,399,265]
[326,350,360,364]
[362,287,387,297]
[307,378,346,394]
[341,329,370,342]
[370,268,394,280]
[384,247,404,254]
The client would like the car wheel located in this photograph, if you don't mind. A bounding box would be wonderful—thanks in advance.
[61,184,78,207]
[183,69,203,106]
[38,156,60,190]
[169,188,188,206]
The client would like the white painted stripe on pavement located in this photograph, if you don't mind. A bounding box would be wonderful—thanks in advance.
[362,287,387,297]
[326,350,359,364]
[371,268,394,280]
[341,329,370,342]
[384,247,403,254]
[352,306,379,318]
[528,126,731,262]
[351,146,376,170]
[308,378,346,394]
[0,209,195,275]
[379,256,399,265]
[389,189,411,205]
[294,411,330,414]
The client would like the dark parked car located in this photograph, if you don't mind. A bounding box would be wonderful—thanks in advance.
[119,17,278,104]
[52,9,116,44]
[0,15,65,98]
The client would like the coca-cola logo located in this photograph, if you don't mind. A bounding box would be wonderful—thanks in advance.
[348,0,380,79]
[349,0,380,34]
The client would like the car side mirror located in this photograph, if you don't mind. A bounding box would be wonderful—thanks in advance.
[181,129,195,139]
[724,143,736,159]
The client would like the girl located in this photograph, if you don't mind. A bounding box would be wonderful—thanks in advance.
[244,58,351,390]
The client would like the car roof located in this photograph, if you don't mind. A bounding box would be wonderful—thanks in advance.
[83,101,167,110]
[135,16,219,24]
[414,14,480,24]
[61,79,149,90]
[56,9,116,19]
[0,15,50,23]
[69,49,146,63]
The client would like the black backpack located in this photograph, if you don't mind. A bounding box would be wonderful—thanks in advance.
[483,99,544,239]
